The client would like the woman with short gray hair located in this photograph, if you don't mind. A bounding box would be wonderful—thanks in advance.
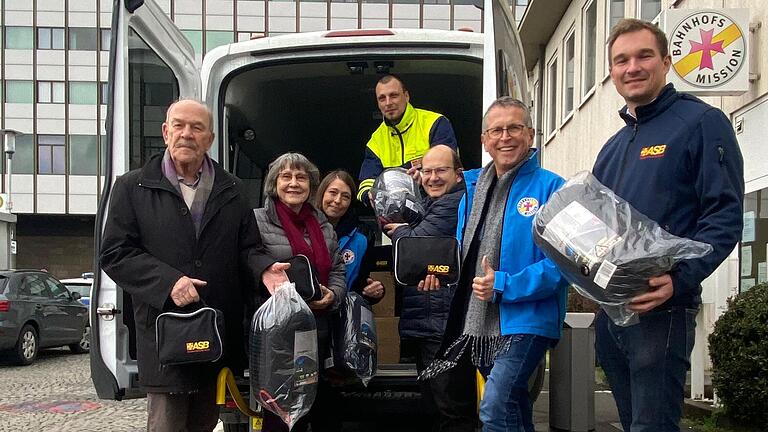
[253,152,345,432]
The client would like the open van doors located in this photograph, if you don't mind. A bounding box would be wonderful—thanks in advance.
[483,0,530,110]
[91,0,200,400]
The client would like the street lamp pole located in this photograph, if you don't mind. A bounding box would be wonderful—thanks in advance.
[0,129,21,213]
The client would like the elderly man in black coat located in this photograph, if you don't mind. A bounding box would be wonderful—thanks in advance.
[100,99,280,432]
[383,144,477,432]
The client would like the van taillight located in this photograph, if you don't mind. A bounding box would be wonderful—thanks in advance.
[0,300,9,312]
[325,29,394,38]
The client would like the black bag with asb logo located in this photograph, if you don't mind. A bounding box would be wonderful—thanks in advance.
[155,302,225,366]
[285,254,323,302]
[394,236,461,286]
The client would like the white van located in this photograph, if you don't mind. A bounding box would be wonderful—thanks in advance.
[91,0,537,426]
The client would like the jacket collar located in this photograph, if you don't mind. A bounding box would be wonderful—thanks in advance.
[138,152,235,198]
[387,103,416,134]
[618,83,678,125]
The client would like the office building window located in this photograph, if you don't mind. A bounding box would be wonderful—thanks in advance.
[182,30,203,54]
[546,56,558,137]
[38,135,66,175]
[37,27,66,50]
[5,27,34,49]
[606,0,625,73]
[5,81,35,103]
[639,0,661,22]
[100,82,110,105]
[68,28,98,50]
[69,135,99,175]
[69,82,99,105]
[740,190,768,292]
[13,135,35,174]
[205,31,234,53]
[100,28,112,51]
[562,29,575,119]
[582,0,597,95]
[38,81,66,104]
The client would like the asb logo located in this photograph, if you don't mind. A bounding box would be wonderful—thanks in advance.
[517,197,539,217]
[670,11,746,88]
[427,264,451,274]
[640,145,667,159]
[341,248,355,265]
[186,340,210,353]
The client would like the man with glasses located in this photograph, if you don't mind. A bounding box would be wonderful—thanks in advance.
[357,74,457,205]
[420,97,568,432]
[383,144,476,432]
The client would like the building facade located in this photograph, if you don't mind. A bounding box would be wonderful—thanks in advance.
[0,0,535,277]
[519,0,766,400]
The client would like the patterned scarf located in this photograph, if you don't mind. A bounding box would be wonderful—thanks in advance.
[421,153,530,379]
[161,149,215,238]
[273,199,332,286]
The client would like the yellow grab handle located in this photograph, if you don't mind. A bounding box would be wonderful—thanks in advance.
[216,367,261,418]
[476,369,485,411]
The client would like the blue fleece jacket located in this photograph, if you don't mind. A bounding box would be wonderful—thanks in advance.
[593,84,744,308]
[458,152,569,340]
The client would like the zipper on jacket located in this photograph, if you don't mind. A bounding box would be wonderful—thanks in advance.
[394,126,405,166]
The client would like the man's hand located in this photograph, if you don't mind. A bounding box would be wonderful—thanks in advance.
[628,274,674,313]
[309,285,335,310]
[472,256,495,302]
[406,166,422,183]
[362,278,385,299]
[417,274,442,292]
[170,276,206,307]
[262,262,291,295]
[383,222,408,237]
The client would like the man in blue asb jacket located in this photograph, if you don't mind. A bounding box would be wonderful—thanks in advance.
[422,97,568,432]
[593,19,744,432]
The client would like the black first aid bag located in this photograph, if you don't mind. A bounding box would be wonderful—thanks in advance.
[532,171,712,326]
[394,236,461,286]
[251,282,318,430]
[285,254,322,302]
[332,292,377,386]
[371,168,426,225]
[155,301,225,366]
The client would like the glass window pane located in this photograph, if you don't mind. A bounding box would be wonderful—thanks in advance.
[39,135,65,145]
[640,0,660,22]
[38,28,52,49]
[13,136,35,174]
[38,82,52,103]
[6,81,35,103]
[563,33,575,117]
[53,28,65,49]
[583,1,597,94]
[100,136,107,176]
[205,31,233,53]
[69,135,98,175]
[100,82,109,105]
[181,30,203,54]
[39,147,52,174]
[5,27,34,49]
[53,146,66,174]
[608,0,624,35]
[68,28,98,50]
[547,58,558,136]
[53,82,66,103]
[69,82,98,104]
[100,29,112,51]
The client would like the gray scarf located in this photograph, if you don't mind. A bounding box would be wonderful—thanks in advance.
[421,152,530,379]
[161,150,215,238]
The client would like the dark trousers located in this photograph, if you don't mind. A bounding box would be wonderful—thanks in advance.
[595,307,697,432]
[261,378,342,432]
[413,338,478,432]
[146,378,219,432]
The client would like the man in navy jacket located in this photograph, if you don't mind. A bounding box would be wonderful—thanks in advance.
[593,19,744,432]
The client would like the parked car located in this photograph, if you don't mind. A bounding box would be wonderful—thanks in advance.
[61,272,94,310]
[0,270,90,365]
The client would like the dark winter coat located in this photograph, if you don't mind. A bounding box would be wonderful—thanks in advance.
[390,183,465,340]
[253,198,347,366]
[100,153,270,393]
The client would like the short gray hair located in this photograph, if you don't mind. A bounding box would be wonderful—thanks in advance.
[263,152,321,199]
[166,98,214,130]
[481,97,532,131]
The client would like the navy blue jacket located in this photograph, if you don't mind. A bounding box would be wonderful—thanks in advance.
[391,183,465,340]
[593,84,744,308]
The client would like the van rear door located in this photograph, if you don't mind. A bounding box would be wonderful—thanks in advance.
[91,0,200,400]
[483,0,530,110]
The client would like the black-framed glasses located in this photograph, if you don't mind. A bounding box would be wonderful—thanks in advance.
[484,123,529,139]
[420,166,455,177]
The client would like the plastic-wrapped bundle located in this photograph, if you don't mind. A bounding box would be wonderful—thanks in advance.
[332,292,378,386]
[371,168,425,225]
[250,283,318,429]
[533,171,712,326]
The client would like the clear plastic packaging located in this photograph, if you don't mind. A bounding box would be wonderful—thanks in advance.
[371,168,425,225]
[250,282,318,429]
[533,171,713,326]
[332,292,378,386]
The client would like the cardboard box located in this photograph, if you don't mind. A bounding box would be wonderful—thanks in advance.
[370,271,396,317]
[375,316,400,364]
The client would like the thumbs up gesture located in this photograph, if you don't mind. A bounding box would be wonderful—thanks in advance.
[472,255,496,302]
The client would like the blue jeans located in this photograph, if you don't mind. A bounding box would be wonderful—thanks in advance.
[479,334,552,432]
[595,306,697,432]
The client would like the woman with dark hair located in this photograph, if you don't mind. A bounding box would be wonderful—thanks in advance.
[253,153,346,432]
[316,170,385,304]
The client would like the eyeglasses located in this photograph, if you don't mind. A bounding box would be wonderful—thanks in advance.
[421,166,455,177]
[484,123,529,139]
[278,171,309,183]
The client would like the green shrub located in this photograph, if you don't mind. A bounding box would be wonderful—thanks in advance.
[708,284,768,429]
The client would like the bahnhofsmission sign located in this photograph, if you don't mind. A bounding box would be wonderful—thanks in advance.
[663,9,750,96]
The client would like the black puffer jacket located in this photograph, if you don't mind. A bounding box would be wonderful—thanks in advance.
[100,153,270,393]
[390,183,464,341]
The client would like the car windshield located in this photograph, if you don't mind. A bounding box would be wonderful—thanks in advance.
[65,283,91,297]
